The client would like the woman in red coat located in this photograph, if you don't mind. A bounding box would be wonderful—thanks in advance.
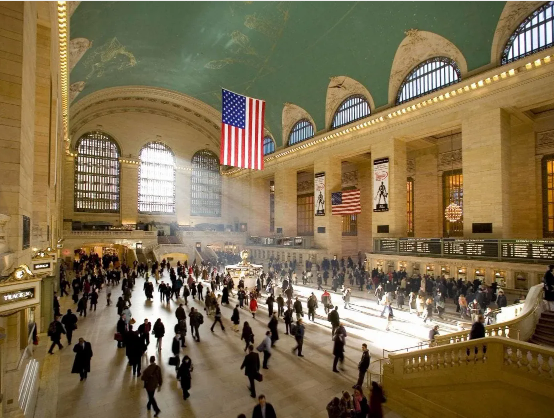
[249,297,258,319]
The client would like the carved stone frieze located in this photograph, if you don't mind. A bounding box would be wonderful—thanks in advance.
[0,265,35,284]
[407,158,416,176]
[438,149,462,171]
[297,180,314,194]
[537,130,554,155]
[341,170,358,187]
[69,38,93,72]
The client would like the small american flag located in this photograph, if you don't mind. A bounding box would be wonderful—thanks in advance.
[331,190,361,215]
[221,89,265,170]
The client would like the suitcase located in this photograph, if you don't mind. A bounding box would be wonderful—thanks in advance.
[290,323,297,336]
[113,332,123,342]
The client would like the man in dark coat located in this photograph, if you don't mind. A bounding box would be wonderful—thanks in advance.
[47,316,65,354]
[469,315,486,340]
[126,326,146,376]
[240,344,260,398]
[177,355,193,400]
[328,306,340,339]
[332,323,346,373]
[268,313,279,346]
[293,297,303,321]
[141,356,162,416]
[61,309,78,345]
[175,304,186,322]
[291,318,305,357]
[72,337,93,381]
[355,343,371,387]
[252,395,277,418]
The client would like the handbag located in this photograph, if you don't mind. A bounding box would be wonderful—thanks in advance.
[114,332,123,342]
[169,356,180,366]
[254,372,263,382]
[130,318,136,325]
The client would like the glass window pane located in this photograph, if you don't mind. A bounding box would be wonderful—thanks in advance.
[191,150,221,217]
[138,142,175,213]
[288,120,314,146]
[331,95,371,129]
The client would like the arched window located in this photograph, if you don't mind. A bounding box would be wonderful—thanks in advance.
[331,95,371,129]
[138,142,175,213]
[74,131,120,212]
[543,154,554,237]
[396,57,461,105]
[263,136,275,155]
[288,119,314,146]
[191,150,221,217]
[502,2,554,64]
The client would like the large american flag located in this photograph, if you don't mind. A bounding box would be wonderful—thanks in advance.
[221,89,265,170]
[331,189,361,215]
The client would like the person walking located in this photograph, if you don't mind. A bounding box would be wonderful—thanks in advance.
[116,315,127,348]
[252,395,277,418]
[47,316,65,354]
[355,343,370,388]
[210,305,225,332]
[293,297,303,321]
[429,325,440,345]
[127,325,146,376]
[291,318,305,357]
[328,306,340,340]
[138,318,152,346]
[231,304,240,332]
[175,304,186,323]
[332,323,346,373]
[268,313,279,347]
[307,293,318,321]
[250,297,258,319]
[175,318,187,348]
[266,294,275,317]
[71,337,93,381]
[89,289,98,311]
[77,295,88,317]
[171,333,181,370]
[190,308,203,342]
[277,294,285,317]
[176,355,193,400]
[141,356,162,417]
[61,309,78,345]
[283,306,293,335]
[240,345,261,398]
[257,331,273,369]
[153,318,165,351]
[241,321,254,352]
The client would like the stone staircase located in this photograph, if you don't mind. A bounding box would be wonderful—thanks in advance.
[530,310,554,347]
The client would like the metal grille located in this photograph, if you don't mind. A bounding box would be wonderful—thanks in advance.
[502,1,554,64]
[544,155,554,237]
[443,170,463,237]
[288,119,314,146]
[407,177,414,236]
[263,136,275,155]
[74,131,120,212]
[396,57,461,105]
[297,194,314,235]
[331,95,371,129]
[138,142,175,213]
[191,150,221,217]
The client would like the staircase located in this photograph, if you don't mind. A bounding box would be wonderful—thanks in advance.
[530,311,554,347]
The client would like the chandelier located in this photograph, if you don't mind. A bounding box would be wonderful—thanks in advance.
[444,130,462,223]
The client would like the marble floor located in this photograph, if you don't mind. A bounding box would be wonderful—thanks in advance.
[34,272,407,418]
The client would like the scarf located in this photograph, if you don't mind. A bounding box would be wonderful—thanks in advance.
[353,394,362,412]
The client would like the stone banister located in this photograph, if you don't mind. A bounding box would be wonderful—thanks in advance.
[435,284,544,345]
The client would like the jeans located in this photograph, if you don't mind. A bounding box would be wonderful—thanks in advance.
[146,390,160,413]
[333,353,344,371]
[292,337,303,356]
[356,369,367,387]
[285,322,291,334]
[263,350,271,368]
[248,375,256,397]
[308,309,315,321]
[66,330,73,345]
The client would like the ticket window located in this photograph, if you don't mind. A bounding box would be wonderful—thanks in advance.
[475,269,486,283]
[398,262,407,272]
[457,268,467,280]
[494,270,507,288]
[412,264,420,276]
[376,260,384,272]
[441,266,450,278]
[425,265,435,276]
[387,261,395,273]
[515,272,529,290]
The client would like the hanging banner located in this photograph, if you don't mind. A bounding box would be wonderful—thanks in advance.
[373,157,389,212]
[314,172,326,216]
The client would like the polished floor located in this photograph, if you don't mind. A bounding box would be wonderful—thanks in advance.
[35,272,404,418]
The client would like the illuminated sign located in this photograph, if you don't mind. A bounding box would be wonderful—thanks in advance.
[0,288,35,306]
[34,262,51,270]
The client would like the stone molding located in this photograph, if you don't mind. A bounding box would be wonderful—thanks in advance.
[297,180,314,194]
[68,1,81,16]
[438,149,462,171]
[282,103,316,146]
[490,1,546,65]
[388,30,468,105]
[69,38,92,72]
[0,214,10,255]
[0,265,36,284]
[536,129,554,155]
[407,159,416,176]
[325,76,375,129]
[341,170,358,188]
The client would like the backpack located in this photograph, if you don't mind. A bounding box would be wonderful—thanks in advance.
[47,321,57,336]
[197,313,204,325]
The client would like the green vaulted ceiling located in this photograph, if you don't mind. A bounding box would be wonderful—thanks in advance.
[70,1,506,146]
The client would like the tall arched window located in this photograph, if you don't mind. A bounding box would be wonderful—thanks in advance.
[543,154,554,237]
[138,142,175,213]
[191,150,221,217]
[502,2,554,64]
[263,136,276,155]
[74,131,120,212]
[288,119,314,146]
[331,95,371,129]
[396,57,461,105]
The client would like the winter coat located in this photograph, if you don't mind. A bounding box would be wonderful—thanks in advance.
[71,341,93,373]
[153,321,165,338]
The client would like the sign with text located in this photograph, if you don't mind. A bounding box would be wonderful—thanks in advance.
[314,172,325,216]
[373,158,389,212]
[33,262,51,270]
[0,288,35,306]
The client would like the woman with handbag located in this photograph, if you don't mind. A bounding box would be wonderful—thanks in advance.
[153,318,165,351]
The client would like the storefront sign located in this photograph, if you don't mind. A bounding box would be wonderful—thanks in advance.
[136,242,142,250]
[0,288,35,306]
[314,172,325,216]
[373,158,389,212]
[34,262,51,270]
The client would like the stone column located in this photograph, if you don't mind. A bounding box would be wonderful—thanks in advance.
[249,176,269,236]
[120,163,139,224]
[357,161,373,252]
[413,147,440,237]
[175,169,189,225]
[372,138,407,237]
[313,157,342,256]
[0,2,37,268]
[274,169,297,236]
[462,108,511,238]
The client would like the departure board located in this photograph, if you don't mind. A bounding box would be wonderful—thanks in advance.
[443,239,499,258]
[379,239,398,253]
[399,238,442,255]
[501,240,554,262]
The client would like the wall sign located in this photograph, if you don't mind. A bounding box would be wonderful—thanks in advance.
[314,172,325,216]
[373,158,389,212]
[34,262,51,270]
[0,288,35,306]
